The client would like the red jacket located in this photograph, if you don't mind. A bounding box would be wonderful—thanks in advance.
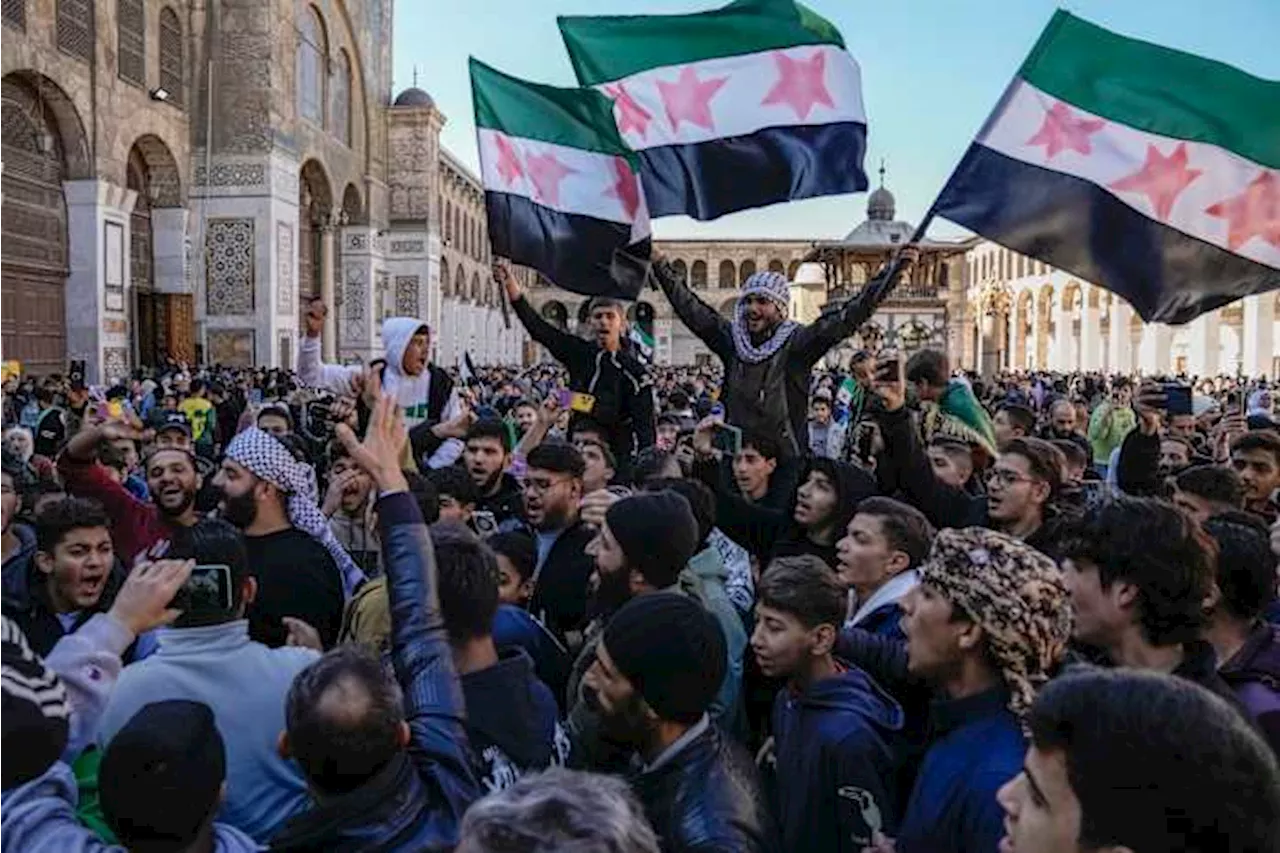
[58,456,175,564]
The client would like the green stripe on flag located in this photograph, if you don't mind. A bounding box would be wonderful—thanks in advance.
[469,58,634,160]
[1019,11,1280,168]
[558,0,843,86]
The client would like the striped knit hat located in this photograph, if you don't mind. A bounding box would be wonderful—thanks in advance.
[2,616,70,789]
[918,527,1071,718]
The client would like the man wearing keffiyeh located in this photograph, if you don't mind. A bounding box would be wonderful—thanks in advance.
[214,428,361,648]
[654,248,918,461]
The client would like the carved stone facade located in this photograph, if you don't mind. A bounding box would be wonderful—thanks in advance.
[1,0,518,379]
[957,240,1279,379]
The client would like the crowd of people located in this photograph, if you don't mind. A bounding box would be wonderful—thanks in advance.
[2,254,1279,853]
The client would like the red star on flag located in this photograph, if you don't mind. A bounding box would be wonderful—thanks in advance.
[525,149,576,207]
[657,66,728,133]
[1205,170,1280,251]
[1026,101,1106,160]
[493,134,525,187]
[604,156,642,220]
[761,50,834,120]
[1108,143,1203,221]
[604,82,653,139]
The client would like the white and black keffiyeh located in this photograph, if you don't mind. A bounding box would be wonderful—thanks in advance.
[732,270,800,364]
[225,428,366,597]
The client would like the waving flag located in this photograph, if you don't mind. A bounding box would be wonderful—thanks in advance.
[934,11,1279,323]
[471,58,651,300]
[558,0,867,221]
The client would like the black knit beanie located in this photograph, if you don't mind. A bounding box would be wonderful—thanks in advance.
[605,491,699,589]
[2,616,70,790]
[601,593,726,724]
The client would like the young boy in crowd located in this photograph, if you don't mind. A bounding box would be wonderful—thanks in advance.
[489,530,536,608]
[753,555,905,852]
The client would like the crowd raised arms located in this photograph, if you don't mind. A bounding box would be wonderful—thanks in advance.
[3,286,1279,853]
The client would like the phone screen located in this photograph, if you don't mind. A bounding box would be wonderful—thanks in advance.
[172,564,234,613]
[712,423,742,457]
[472,511,498,538]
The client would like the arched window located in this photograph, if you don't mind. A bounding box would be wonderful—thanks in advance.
[718,259,735,289]
[440,258,450,297]
[444,201,453,243]
[768,258,785,275]
[158,7,184,107]
[330,48,351,145]
[739,259,756,284]
[296,5,325,125]
[690,260,707,288]
[453,207,461,251]
[56,0,94,62]
[471,273,480,301]
[671,260,687,284]
[117,0,145,86]
[454,266,465,301]
[787,260,800,280]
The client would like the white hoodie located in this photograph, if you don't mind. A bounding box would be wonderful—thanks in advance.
[297,317,462,467]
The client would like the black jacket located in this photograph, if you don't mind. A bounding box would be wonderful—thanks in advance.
[1,528,131,659]
[525,519,597,644]
[693,456,877,568]
[511,296,655,468]
[460,647,569,791]
[269,492,479,852]
[475,472,525,529]
[630,720,776,853]
[875,406,1068,559]
[655,258,890,459]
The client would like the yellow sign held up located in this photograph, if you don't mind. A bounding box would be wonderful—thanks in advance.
[0,361,21,383]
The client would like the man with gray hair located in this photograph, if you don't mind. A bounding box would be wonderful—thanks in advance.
[458,768,660,853]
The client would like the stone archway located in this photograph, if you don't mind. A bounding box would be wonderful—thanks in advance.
[126,134,189,369]
[298,159,333,318]
[341,183,364,225]
[1014,290,1033,370]
[1,72,92,376]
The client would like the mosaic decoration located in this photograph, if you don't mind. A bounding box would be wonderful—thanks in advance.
[276,221,293,315]
[206,329,255,366]
[193,162,266,187]
[346,232,368,252]
[205,218,254,315]
[103,347,129,382]
[390,239,425,254]
[342,265,367,344]
[395,275,420,316]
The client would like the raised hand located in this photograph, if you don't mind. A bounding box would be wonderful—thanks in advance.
[108,558,194,636]
[493,259,521,303]
[335,393,409,494]
[283,616,324,651]
[304,299,327,338]
[871,350,906,412]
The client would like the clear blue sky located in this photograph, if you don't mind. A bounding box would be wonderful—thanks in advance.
[394,1,1279,241]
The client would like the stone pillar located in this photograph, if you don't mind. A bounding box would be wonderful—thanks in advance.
[1079,289,1101,371]
[1138,324,1172,375]
[1187,311,1221,377]
[1109,301,1134,374]
[1004,311,1016,371]
[1242,293,1276,379]
[63,179,138,383]
[320,223,337,361]
[1027,311,1040,370]
[975,317,986,375]
[1053,304,1073,371]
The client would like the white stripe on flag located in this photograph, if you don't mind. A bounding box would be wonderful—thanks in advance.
[979,79,1280,269]
[477,128,650,239]
[597,43,865,151]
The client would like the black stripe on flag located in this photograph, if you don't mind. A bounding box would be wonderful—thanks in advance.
[485,191,650,301]
[637,121,869,221]
[935,143,1280,324]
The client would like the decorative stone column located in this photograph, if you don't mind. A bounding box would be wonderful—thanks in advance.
[1242,294,1276,379]
[1138,323,1172,375]
[338,225,380,363]
[1187,311,1221,377]
[1108,300,1134,374]
[64,179,138,383]
[320,220,338,362]
[1053,303,1073,371]
[1078,288,1100,371]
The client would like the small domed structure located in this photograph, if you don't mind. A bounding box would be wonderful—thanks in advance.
[393,87,435,108]
[792,262,827,287]
[867,185,895,221]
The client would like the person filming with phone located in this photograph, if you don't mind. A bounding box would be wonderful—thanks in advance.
[494,260,656,480]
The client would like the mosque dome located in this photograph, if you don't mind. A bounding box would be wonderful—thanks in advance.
[867,185,895,221]
[393,87,435,108]
[792,262,827,287]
